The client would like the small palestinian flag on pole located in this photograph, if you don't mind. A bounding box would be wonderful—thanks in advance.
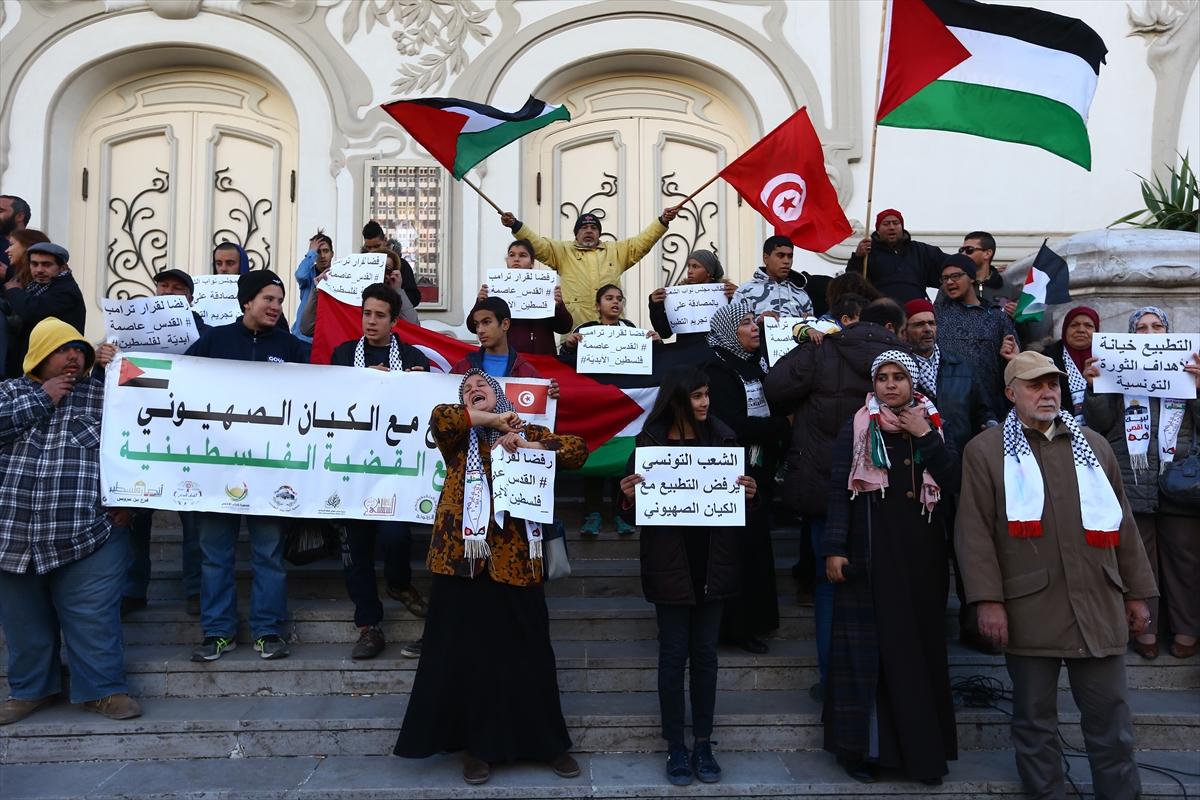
[117,355,172,389]
[382,96,570,180]
[877,0,1107,169]
[1014,240,1071,323]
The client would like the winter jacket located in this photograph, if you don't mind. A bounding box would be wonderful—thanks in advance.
[5,271,87,377]
[185,317,311,364]
[731,268,813,319]
[932,349,997,453]
[701,347,791,471]
[507,302,574,355]
[846,231,946,305]
[762,321,909,517]
[450,348,544,379]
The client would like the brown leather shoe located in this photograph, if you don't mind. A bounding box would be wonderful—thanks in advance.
[551,753,581,778]
[0,695,56,725]
[1131,638,1160,659]
[388,584,428,618]
[960,631,1001,656]
[1170,640,1198,659]
[83,694,142,720]
[463,754,490,784]
[351,626,385,660]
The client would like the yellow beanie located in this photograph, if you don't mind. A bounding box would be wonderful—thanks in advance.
[23,317,96,381]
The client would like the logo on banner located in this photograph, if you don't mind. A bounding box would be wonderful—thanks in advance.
[271,485,298,512]
[759,173,807,223]
[174,481,202,506]
[506,381,548,414]
[318,490,346,517]
[225,483,249,502]
[364,494,398,517]
[414,494,437,520]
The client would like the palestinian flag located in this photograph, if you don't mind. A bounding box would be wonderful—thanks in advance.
[877,0,1107,169]
[117,356,171,389]
[381,96,570,179]
[1014,240,1071,322]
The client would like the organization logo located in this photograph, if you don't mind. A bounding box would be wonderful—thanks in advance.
[413,494,437,520]
[318,490,346,517]
[759,173,807,223]
[271,485,299,512]
[225,483,249,502]
[364,494,398,517]
[173,480,202,507]
[109,480,163,504]
[325,492,342,509]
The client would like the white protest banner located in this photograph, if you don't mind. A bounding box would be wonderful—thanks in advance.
[190,275,240,327]
[101,354,466,522]
[764,317,807,366]
[577,326,653,375]
[663,283,729,334]
[319,253,386,306]
[1093,333,1198,399]
[634,446,745,527]
[486,268,557,319]
[498,377,557,431]
[490,448,557,524]
[102,296,198,354]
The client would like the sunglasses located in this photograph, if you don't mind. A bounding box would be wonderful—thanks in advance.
[958,245,989,255]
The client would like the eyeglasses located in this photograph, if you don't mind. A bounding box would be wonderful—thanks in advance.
[958,245,989,255]
[939,272,969,283]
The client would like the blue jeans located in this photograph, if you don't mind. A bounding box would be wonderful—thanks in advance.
[655,601,724,742]
[125,511,201,599]
[0,526,130,703]
[196,513,288,639]
[812,517,833,687]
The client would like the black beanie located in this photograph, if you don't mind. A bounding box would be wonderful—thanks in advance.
[941,253,976,274]
[238,269,285,308]
[573,213,602,236]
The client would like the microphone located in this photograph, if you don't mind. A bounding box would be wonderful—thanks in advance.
[816,563,859,584]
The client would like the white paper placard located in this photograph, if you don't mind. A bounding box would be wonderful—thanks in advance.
[486,268,557,319]
[1093,333,1198,399]
[102,296,198,354]
[663,283,729,334]
[577,326,653,375]
[764,316,807,366]
[490,447,556,523]
[634,446,745,526]
[190,275,240,327]
[319,253,386,306]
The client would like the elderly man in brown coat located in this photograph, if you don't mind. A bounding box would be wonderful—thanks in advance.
[956,351,1157,800]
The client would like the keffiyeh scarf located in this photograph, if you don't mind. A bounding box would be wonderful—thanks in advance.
[912,345,940,399]
[1002,408,1123,547]
[26,268,70,298]
[1063,353,1087,426]
[352,335,402,371]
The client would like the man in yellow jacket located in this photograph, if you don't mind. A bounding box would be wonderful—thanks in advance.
[499,208,678,326]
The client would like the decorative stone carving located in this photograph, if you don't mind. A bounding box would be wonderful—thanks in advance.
[1127,0,1199,182]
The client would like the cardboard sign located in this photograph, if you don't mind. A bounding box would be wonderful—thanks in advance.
[319,253,387,306]
[486,268,557,319]
[102,296,198,354]
[1093,333,1198,399]
[190,275,240,327]
[577,326,653,375]
[663,283,729,334]
[633,447,745,527]
[491,448,557,523]
[764,316,807,366]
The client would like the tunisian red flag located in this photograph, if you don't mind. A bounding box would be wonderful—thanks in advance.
[719,107,853,253]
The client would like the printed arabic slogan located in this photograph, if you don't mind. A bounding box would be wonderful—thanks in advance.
[1093,333,1199,399]
[490,448,557,524]
[320,253,387,305]
[764,317,807,366]
[577,326,654,375]
[663,284,729,335]
[635,446,745,527]
[190,275,240,327]
[100,354,466,522]
[486,268,557,319]
[102,296,198,354]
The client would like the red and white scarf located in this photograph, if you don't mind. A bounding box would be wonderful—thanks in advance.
[848,391,944,515]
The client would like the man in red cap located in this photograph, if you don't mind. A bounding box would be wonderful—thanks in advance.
[846,209,947,305]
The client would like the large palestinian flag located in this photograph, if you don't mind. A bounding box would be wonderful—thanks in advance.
[382,96,570,179]
[877,0,1107,169]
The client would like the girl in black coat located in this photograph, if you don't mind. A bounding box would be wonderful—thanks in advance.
[618,365,757,787]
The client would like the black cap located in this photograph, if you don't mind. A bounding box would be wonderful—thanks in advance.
[152,269,195,294]
[237,269,285,307]
[26,242,69,265]
[573,213,602,236]
[941,253,976,273]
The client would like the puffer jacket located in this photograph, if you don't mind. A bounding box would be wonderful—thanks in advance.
[762,321,909,517]
[845,231,946,305]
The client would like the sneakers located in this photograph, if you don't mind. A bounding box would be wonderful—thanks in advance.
[400,637,423,658]
[691,740,722,783]
[83,694,142,720]
[615,517,637,535]
[191,636,236,662]
[666,741,692,785]
[351,626,385,660]
[580,512,602,536]
[387,584,428,618]
[255,634,290,660]
[0,695,56,725]
[185,593,201,616]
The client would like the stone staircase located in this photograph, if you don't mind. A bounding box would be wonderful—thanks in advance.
[1,481,1197,799]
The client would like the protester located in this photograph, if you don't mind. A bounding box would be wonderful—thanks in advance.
[1034,305,1098,424]
[732,235,813,320]
[476,239,573,355]
[825,271,882,308]
[328,283,431,658]
[212,241,249,275]
[0,194,31,268]
[184,270,309,662]
[1082,306,1200,660]
[499,207,679,325]
[794,293,869,344]
[362,220,421,310]
[617,365,757,786]
[4,243,87,381]
[452,296,560,389]
[823,351,960,785]
[957,351,1156,800]
[293,231,334,342]
[934,254,1020,417]
[701,302,788,653]
[393,369,588,784]
[0,320,140,724]
[3,228,49,289]
[648,250,736,344]
[938,231,1016,314]
[846,209,947,305]
[1,228,50,377]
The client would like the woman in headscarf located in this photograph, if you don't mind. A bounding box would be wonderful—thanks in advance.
[393,369,590,784]
[647,250,736,345]
[1083,306,1200,659]
[1039,306,1098,424]
[823,351,961,786]
[701,301,791,653]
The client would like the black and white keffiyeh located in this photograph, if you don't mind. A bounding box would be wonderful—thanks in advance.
[352,335,403,371]
[707,301,768,378]
[25,268,70,299]
[912,346,941,398]
[1063,353,1087,425]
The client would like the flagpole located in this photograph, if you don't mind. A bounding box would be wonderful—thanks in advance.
[669,173,721,212]
[461,174,504,214]
[862,0,891,277]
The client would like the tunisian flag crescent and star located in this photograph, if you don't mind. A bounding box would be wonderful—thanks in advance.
[719,107,852,253]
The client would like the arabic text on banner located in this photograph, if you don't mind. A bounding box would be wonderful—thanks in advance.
[188,275,240,327]
[663,283,729,335]
[1093,333,1198,400]
[634,446,745,527]
[486,269,557,319]
[577,326,653,375]
[764,316,807,366]
[491,448,557,523]
[102,296,198,354]
[319,253,386,306]
[101,355,467,522]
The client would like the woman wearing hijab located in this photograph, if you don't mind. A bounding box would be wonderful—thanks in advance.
[648,250,736,345]
[701,301,790,653]
[823,351,961,786]
[1040,306,1098,424]
[1083,306,1200,659]
[393,369,590,784]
